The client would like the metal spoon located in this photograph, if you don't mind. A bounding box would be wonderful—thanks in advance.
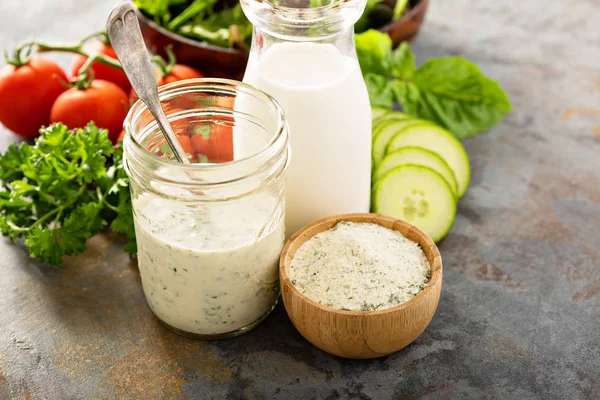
[106,2,190,164]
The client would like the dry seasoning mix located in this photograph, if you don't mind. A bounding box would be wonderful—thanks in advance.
[290,221,431,312]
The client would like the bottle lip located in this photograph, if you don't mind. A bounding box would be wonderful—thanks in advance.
[241,0,366,35]
[123,78,289,188]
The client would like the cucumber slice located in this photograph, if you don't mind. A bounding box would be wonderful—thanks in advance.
[372,119,426,166]
[386,123,471,198]
[374,147,459,198]
[372,165,457,242]
[373,111,412,133]
[374,111,411,123]
[371,107,389,120]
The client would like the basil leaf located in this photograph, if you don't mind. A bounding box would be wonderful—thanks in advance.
[391,42,415,80]
[394,57,512,138]
[365,73,395,108]
[355,30,392,76]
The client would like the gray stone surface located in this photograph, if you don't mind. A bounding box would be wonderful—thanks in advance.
[0,0,599,399]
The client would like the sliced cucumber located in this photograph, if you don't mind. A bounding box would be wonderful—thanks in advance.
[373,111,412,133]
[371,107,389,120]
[372,119,427,166]
[372,165,457,242]
[374,147,459,198]
[386,123,471,198]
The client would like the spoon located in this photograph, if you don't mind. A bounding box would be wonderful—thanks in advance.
[106,2,190,164]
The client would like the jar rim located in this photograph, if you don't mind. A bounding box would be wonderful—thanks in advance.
[124,78,287,174]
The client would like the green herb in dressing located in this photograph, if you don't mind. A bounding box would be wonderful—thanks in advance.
[289,221,431,312]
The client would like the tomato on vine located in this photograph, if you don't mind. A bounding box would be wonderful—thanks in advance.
[69,38,131,93]
[0,48,67,138]
[50,66,129,144]
[130,47,204,103]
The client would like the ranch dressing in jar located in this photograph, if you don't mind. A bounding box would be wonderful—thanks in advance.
[124,79,289,338]
[241,0,372,236]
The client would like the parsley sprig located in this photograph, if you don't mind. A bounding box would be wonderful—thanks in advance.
[0,122,135,266]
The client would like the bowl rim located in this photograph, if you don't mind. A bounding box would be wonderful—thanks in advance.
[279,212,442,317]
[134,5,247,55]
[379,0,429,33]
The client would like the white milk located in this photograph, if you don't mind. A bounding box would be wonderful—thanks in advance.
[243,42,372,236]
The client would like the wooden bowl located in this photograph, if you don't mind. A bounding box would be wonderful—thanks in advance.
[380,0,430,46]
[136,0,428,79]
[135,8,248,80]
[279,213,442,359]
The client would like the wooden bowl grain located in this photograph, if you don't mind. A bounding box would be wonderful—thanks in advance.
[279,213,442,359]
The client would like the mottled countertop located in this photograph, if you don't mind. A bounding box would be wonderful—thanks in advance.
[0,0,599,399]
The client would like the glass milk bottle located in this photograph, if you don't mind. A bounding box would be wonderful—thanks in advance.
[241,0,372,236]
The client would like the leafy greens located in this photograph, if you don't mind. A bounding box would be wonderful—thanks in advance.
[134,0,251,49]
[0,123,135,266]
[355,30,512,138]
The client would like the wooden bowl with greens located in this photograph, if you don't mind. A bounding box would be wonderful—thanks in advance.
[365,0,429,46]
[134,0,428,79]
[134,0,251,79]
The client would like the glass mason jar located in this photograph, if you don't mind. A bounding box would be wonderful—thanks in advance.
[241,0,372,237]
[123,79,289,339]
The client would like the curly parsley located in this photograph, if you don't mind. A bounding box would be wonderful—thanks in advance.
[0,122,136,266]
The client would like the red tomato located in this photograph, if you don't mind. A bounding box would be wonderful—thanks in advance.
[217,96,235,109]
[116,129,126,143]
[190,122,233,163]
[209,123,234,162]
[176,134,194,155]
[50,80,129,143]
[130,64,204,102]
[0,57,67,138]
[69,41,131,93]
[190,132,211,159]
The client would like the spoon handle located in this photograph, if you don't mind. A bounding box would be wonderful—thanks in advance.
[107,2,190,164]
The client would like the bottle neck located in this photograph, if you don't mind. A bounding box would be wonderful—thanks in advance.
[241,0,366,42]
[251,24,357,53]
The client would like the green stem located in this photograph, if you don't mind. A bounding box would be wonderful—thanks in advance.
[166,1,210,31]
[96,186,119,213]
[27,184,88,231]
[38,191,59,207]
[6,220,29,233]
[151,46,176,79]
[79,31,109,45]
[103,198,119,213]
[73,53,103,89]
[6,30,119,68]
[54,209,63,229]
[27,207,60,231]
[39,42,122,70]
